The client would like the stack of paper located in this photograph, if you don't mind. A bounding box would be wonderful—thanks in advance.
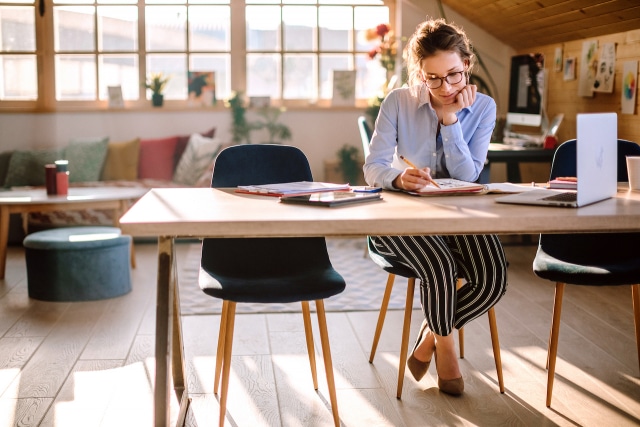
[236,181,350,197]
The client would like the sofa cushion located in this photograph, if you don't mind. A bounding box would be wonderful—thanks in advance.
[0,150,14,188]
[175,127,216,171]
[4,147,65,187]
[173,134,222,186]
[138,136,180,180]
[101,138,140,181]
[65,136,109,183]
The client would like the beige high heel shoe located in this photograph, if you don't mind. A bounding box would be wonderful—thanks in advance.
[406,320,433,381]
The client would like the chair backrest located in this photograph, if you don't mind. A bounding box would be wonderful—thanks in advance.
[358,116,373,158]
[202,144,333,279]
[550,139,640,182]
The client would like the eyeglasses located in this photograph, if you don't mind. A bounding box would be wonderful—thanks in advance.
[424,70,465,89]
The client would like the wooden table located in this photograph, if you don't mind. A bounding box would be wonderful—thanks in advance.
[0,186,148,279]
[119,186,640,427]
[487,143,556,183]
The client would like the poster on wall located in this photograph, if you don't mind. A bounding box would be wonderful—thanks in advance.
[554,46,563,72]
[188,71,216,106]
[593,43,616,93]
[621,60,637,115]
[563,57,576,81]
[578,40,598,97]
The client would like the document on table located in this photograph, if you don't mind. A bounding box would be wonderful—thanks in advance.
[236,181,350,197]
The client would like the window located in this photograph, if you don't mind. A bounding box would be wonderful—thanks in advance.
[0,0,391,110]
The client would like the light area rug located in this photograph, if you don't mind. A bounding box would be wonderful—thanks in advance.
[176,238,422,315]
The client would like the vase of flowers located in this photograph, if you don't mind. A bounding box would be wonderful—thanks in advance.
[364,24,399,127]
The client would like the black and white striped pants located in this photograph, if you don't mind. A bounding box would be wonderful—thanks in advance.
[369,234,508,336]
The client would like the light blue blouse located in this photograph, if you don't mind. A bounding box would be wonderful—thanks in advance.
[363,84,496,189]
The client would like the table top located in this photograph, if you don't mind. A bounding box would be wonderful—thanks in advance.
[0,186,149,205]
[119,187,640,238]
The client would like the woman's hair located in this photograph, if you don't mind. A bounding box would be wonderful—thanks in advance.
[405,18,475,87]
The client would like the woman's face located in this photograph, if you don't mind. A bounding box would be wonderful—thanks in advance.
[420,50,468,107]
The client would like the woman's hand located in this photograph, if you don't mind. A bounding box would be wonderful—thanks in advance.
[442,84,477,126]
[393,167,435,190]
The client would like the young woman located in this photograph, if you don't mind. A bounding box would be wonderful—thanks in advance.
[363,18,508,396]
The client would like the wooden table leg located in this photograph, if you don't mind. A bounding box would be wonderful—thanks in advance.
[155,236,174,426]
[0,207,9,280]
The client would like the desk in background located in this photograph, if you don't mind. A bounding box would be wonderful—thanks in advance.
[486,143,556,183]
[119,186,640,426]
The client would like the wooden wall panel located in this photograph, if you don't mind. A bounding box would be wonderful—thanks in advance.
[519,28,640,145]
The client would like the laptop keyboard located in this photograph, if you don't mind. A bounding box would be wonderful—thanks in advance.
[542,192,577,202]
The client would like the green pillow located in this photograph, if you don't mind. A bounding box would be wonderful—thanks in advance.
[4,147,65,188]
[0,150,14,188]
[65,137,109,183]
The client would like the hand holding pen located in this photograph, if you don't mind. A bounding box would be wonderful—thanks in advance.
[398,155,441,189]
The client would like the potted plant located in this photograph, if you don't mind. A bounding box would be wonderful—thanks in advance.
[336,144,362,185]
[145,72,171,107]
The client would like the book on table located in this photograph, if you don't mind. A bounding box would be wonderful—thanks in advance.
[236,181,350,197]
[408,178,486,196]
[279,191,382,207]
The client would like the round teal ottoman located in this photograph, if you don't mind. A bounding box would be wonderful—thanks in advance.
[23,226,132,301]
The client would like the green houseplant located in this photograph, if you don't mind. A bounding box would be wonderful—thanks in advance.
[145,72,171,107]
[336,144,362,185]
[225,91,292,144]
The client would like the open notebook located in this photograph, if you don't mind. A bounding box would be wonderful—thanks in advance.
[495,112,617,208]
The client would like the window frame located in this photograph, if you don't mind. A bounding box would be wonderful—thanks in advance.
[0,0,394,112]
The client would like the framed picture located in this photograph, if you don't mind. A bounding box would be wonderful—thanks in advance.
[563,57,576,81]
[107,86,124,108]
[249,96,271,108]
[331,70,356,107]
[188,71,216,106]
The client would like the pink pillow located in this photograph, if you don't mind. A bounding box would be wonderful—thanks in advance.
[138,136,180,180]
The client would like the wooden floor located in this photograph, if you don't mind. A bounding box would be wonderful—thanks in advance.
[0,239,639,427]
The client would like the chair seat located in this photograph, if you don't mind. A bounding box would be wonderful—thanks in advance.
[533,233,640,286]
[199,266,345,303]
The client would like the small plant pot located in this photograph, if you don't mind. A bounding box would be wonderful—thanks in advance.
[151,93,164,107]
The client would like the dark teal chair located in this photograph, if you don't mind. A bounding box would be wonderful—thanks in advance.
[533,139,640,407]
[199,144,345,427]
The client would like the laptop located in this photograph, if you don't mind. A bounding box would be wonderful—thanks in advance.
[495,112,617,208]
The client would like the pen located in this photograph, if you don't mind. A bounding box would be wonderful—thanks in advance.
[399,155,441,189]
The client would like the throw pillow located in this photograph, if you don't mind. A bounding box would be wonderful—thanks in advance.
[173,134,222,186]
[101,138,141,181]
[138,136,180,180]
[4,147,65,187]
[0,150,14,188]
[65,136,109,183]
[174,127,216,171]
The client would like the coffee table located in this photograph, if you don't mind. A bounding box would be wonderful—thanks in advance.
[0,186,148,279]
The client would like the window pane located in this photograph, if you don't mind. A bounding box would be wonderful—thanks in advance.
[188,0,229,5]
[246,6,279,51]
[99,54,138,100]
[356,53,384,98]
[146,6,187,51]
[146,53,186,99]
[283,6,315,52]
[55,54,96,100]
[189,5,230,51]
[99,0,136,4]
[0,54,37,100]
[319,54,349,99]
[98,6,138,52]
[247,53,279,98]
[54,0,95,4]
[354,5,388,51]
[319,6,352,51]
[54,6,95,52]
[0,6,35,51]
[283,54,315,99]
[189,54,230,101]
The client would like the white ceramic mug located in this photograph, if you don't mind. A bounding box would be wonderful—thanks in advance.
[627,156,640,190]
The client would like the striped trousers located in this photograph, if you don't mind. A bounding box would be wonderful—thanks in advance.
[369,234,508,336]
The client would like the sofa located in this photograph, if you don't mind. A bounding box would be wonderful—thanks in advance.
[0,127,223,243]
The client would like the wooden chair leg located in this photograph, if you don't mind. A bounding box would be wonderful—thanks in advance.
[315,300,340,427]
[396,277,416,399]
[214,301,229,395]
[546,282,565,407]
[631,284,640,374]
[369,273,396,363]
[487,307,505,393]
[301,300,319,389]
[218,301,236,427]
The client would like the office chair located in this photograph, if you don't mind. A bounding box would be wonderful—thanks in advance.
[533,139,640,407]
[199,144,345,426]
[367,237,505,399]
